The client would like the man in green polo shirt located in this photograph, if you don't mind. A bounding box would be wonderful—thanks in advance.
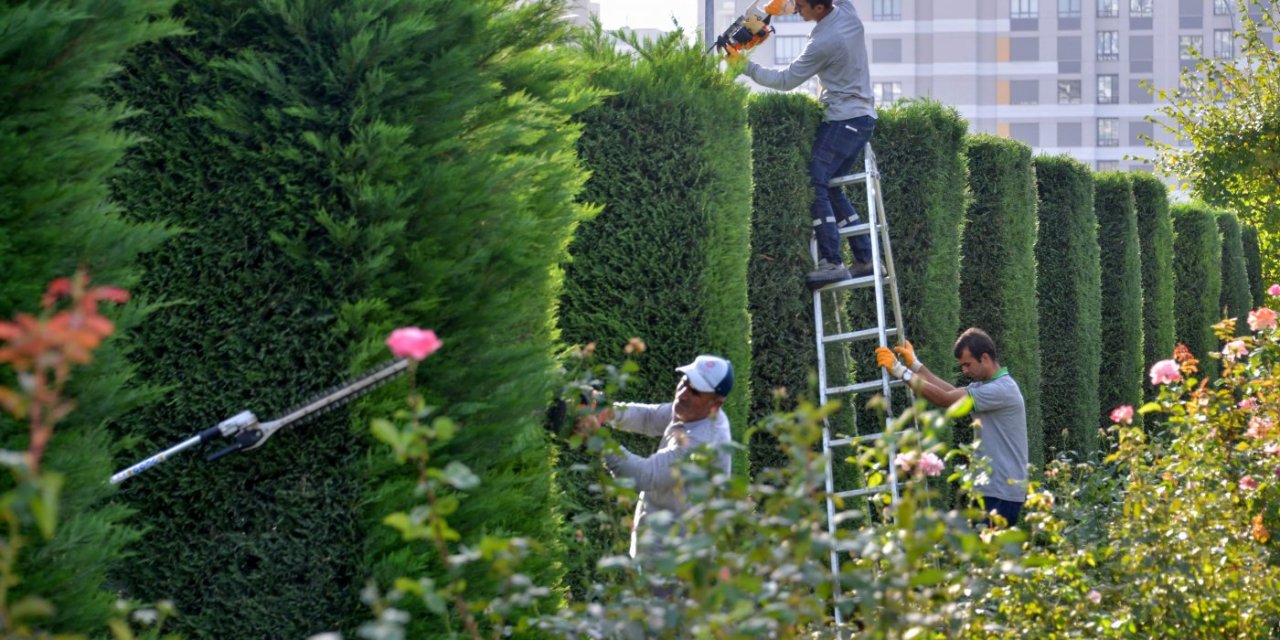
[875,327,1028,526]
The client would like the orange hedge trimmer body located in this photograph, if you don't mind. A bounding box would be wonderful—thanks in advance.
[710,0,797,58]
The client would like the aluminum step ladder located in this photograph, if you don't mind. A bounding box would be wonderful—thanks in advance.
[809,143,913,631]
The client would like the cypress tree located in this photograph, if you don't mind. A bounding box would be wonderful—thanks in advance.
[1131,172,1175,400]
[109,1,597,636]
[1171,204,1224,379]
[959,135,1044,469]
[0,1,180,633]
[1217,211,1252,335]
[1033,156,1100,458]
[1242,224,1265,308]
[1094,172,1144,429]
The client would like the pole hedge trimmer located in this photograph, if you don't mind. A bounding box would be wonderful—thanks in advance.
[709,0,796,58]
[110,359,410,485]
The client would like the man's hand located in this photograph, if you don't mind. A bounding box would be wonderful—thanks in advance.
[894,340,923,372]
[875,347,907,379]
[575,390,613,436]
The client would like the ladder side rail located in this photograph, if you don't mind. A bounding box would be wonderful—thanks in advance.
[862,145,903,503]
[812,239,847,631]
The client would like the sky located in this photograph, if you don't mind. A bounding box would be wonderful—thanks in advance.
[596,0,700,30]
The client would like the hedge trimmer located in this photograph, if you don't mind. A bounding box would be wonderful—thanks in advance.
[110,359,410,484]
[709,0,796,58]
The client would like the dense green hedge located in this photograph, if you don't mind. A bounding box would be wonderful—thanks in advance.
[1217,211,1253,335]
[746,92,823,472]
[0,2,179,633]
[557,28,753,588]
[959,135,1043,469]
[1131,172,1175,400]
[1032,156,1100,458]
[109,1,593,637]
[1242,224,1265,308]
[1094,173,1144,429]
[1171,203,1224,379]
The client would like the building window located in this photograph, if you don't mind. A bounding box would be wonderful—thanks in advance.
[873,0,902,20]
[1097,160,1121,171]
[1214,29,1234,59]
[1098,0,1119,17]
[1179,35,1203,60]
[1058,79,1082,103]
[1058,122,1083,146]
[1097,31,1120,60]
[1097,74,1119,103]
[1129,0,1152,17]
[1214,0,1232,15]
[1010,123,1040,146]
[774,12,803,22]
[1059,0,1082,17]
[872,39,903,63]
[873,81,903,104]
[1011,80,1040,104]
[1097,118,1120,146]
[1011,0,1038,19]
[775,36,806,64]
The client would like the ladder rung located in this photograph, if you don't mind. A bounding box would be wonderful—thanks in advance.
[813,272,891,293]
[837,222,872,238]
[822,326,898,345]
[828,172,873,188]
[835,485,892,499]
[829,433,881,447]
[825,378,905,396]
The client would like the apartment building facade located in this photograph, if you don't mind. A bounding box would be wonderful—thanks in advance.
[729,0,1270,173]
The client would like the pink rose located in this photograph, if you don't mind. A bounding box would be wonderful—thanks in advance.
[918,452,945,477]
[1222,340,1248,362]
[1247,416,1274,439]
[1249,307,1278,332]
[1087,590,1102,604]
[1149,359,1181,385]
[1269,284,1280,297]
[1240,476,1259,491]
[385,327,442,361]
[1239,398,1257,411]
[894,452,914,474]
[1265,442,1280,457]
[1109,404,1134,425]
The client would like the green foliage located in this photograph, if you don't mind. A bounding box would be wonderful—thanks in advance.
[1242,224,1266,307]
[1153,1,1280,285]
[560,30,752,466]
[1217,211,1253,335]
[1131,172,1176,400]
[0,1,181,633]
[1032,156,1100,458]
[1171,203,1224,378]
[745,92,822,473]
[108,1,597,637]
[1093,173,1145,432]
[959,134,1044,469]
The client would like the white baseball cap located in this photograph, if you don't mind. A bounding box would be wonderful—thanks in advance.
[676,355,734,397]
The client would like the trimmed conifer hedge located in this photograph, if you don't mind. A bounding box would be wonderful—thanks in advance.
[109,1,594,637]
[1242,225,1265,307]
[1032,156,1100,458]
[0,2,180,633]
[1094,173,1144,429]
[1217,211,1252,335]
[1171,203,1224,379]
[959,135,1044,469]
[746,92,822,473]
[1131,173,1175,400]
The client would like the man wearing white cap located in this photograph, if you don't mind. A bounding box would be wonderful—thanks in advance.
[578,354,734,559]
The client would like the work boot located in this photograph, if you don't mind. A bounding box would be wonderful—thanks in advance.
[848,259,879,278]
[806,259,851,290]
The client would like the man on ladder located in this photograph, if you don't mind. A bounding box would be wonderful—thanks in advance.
[735,0,877,289]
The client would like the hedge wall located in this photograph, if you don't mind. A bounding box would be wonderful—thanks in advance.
[959,135,1044,470]
[1171,203,1224,379]
[1242,224,1265,308]
[1032,156,1100,459]
[0,2,179,633]
[1217,211,1253,335]
[1094,173,1144,430]
[557,28,753,588]
[746,92,823,473]
[1131,172,1175,401]
[108,1,594,637]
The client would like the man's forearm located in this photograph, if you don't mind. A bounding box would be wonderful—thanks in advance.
[909,365,967,407]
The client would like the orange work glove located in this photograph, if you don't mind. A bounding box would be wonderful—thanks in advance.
[894,340,923,372]
[875,347,907,379]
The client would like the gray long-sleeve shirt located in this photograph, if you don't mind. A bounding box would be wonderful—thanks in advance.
[743,0,875,121]
[603,402,732,558]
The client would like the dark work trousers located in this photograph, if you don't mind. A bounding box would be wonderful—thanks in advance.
[808,115,876,266]
[981,495,1024,528]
